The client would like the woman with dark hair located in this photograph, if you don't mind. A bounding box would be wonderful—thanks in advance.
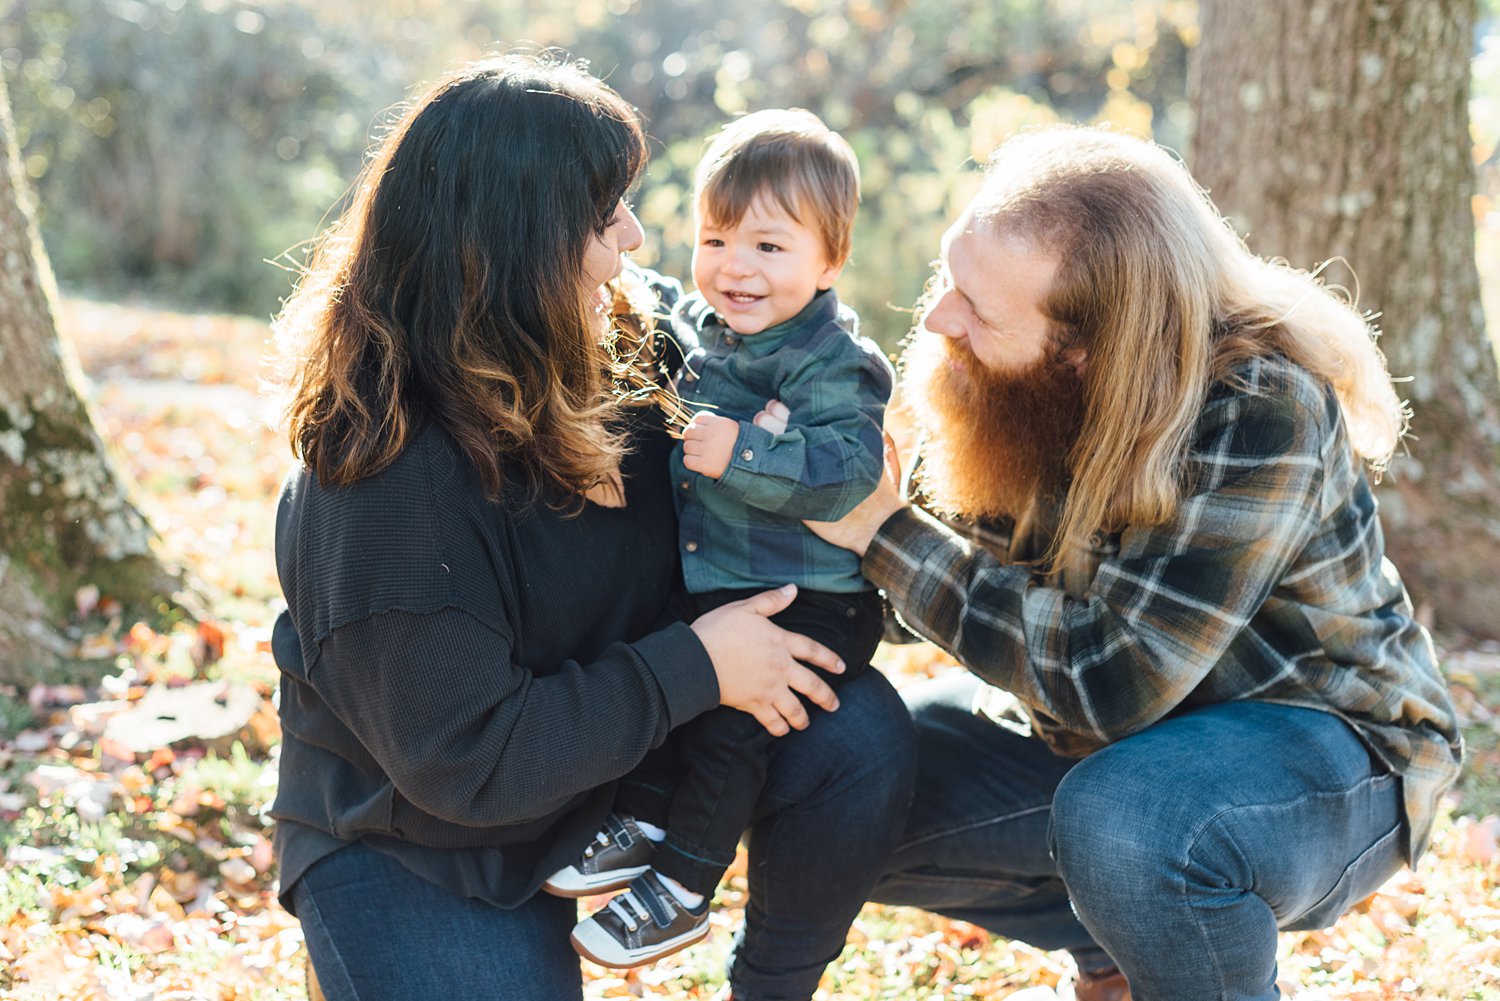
[269,54,915,1000]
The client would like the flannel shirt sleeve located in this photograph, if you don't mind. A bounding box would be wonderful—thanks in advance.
[864,370,1328,752]
[715,337,892,520]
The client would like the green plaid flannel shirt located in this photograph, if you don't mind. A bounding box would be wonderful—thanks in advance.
[865,355,1462,862]
[670,288,893,594]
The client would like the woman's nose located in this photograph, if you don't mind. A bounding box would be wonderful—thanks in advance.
[620,207,644,253]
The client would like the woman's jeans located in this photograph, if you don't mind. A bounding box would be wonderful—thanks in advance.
[293,842,583,1000]
[874,673,1408,1001]
[292,668,917,1001]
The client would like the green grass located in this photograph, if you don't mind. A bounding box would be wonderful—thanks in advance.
[1451,665,1500,818]
[0,689,37,737]
[170,740,277,817]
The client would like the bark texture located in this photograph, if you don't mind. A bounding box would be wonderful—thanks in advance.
[0,70,184,682]
[1189,0,1500,638]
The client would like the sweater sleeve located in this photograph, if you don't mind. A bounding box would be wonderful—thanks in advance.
[306,608,717,828]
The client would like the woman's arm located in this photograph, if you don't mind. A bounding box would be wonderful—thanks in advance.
[295,588,842,828]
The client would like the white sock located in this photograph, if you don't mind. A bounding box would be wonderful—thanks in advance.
[656,872,704,909]
[633,818,667,842]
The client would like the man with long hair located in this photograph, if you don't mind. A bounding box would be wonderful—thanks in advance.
[809,126,1463,1000]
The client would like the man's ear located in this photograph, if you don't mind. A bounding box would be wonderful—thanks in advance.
[1063,345,1088,377]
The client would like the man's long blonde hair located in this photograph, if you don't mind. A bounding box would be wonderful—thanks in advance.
[974,127,1406,563]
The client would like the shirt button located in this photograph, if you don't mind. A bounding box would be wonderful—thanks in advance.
[680,480,691,491]
[685,541,698,553]
[740,448,754,462]
[722,333,734,345]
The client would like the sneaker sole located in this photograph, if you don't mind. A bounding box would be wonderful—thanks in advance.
[541,864,652,898]
[569,920,710,969]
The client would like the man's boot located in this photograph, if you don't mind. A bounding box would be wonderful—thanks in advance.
[1005,963,1131,1001]
[1064,964,1132,1001]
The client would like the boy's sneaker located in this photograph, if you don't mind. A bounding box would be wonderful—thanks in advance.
[543,813,655,898]
[570,871,710,968]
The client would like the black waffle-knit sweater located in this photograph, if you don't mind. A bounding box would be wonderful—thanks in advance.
[268,405,719,912]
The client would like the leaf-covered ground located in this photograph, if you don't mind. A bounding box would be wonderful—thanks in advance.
[1,298,1496,1000]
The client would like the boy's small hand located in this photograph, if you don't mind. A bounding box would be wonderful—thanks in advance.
[682,411,739,479]
[752,399,790,435]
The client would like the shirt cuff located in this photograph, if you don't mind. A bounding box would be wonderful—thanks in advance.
[716,421,794,512]
[861,505,977,624]
[717,420,775,484]
[629,621,719,729]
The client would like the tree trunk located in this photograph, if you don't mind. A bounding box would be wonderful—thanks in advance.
[1188,0,1500,639]
[0,70,186,683]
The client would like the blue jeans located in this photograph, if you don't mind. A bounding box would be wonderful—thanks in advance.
[293,668,916,1001]
[728,660,914,1000]
[872,673,1406,1001]
[294,841,584,1000]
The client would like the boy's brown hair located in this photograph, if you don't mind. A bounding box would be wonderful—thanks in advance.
[694,108,860,267]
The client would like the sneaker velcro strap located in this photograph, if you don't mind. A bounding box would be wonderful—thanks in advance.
[607,890,653,933]
[634,873,678,928]
[604,813,634,850]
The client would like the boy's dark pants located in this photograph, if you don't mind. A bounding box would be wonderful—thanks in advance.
[616,586,885,898]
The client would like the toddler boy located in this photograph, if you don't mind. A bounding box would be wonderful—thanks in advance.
[548,109,893,968]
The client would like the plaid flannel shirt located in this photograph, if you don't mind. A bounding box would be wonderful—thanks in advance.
[865,355,1462,862]
[671,288,893,594]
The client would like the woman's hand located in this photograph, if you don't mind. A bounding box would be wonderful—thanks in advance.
[805,430,906,556]
[691,584,844,736]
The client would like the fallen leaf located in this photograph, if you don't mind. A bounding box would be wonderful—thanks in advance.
[75,584,101,619]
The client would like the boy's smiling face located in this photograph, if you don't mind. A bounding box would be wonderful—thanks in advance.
[692,194,843,335]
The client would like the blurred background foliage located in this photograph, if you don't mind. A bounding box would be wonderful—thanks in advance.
[1,0,1495,350]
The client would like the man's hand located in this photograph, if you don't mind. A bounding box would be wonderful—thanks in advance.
[681,411,740,479]
[805,430,907,556]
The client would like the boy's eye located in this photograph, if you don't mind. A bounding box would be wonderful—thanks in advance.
[757,242,782,253]
[703,238,725,247]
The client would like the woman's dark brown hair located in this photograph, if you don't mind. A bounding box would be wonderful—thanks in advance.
[275,53,648,500]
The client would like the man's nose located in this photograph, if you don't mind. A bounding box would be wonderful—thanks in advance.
[923,292,964,339]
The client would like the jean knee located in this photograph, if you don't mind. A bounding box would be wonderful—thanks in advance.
[842,673,918,812]
[1049,746,1173,888]
[822,670,917,810]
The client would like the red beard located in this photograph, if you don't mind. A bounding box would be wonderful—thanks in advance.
[900,332,1086,523]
